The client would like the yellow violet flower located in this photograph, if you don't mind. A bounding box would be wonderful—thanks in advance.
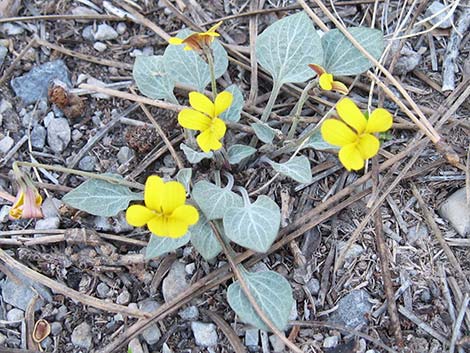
[126,176,199,238]
[9,184,43,220]
[168,21,222,51]
[308,64,348,95]
[178,91,233,153]
[321,98,393,171]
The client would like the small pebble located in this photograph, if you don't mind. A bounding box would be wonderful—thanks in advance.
[439,188,470,236]
[0,135,14,154]
[94,24,118,41]
[79,155,97,171]
[117,146,135,164]
[71,322,92,349]
[162,261,189,303]
[31,124,47,149]
[269,334,285,352]
[426,1,454,28]
[93,42,107,52]
[51,322,62,336]
[41,197,61,218]
[35,217,60,237]
[0,46,7,66]
[96,282,110,298]
[55,305,68,321]
[128,338,144,353]
[185,263,196,275]
[191,322,218,347]
[0,23,24,35]
[245,328,259,347]
[116,290,131,305]
[47,118,71,153]
[306,278,320,295]
[323,336,339,348]
[41,337,53,350]
[116,22,127,34]
[71,129,83,142]
[0,205,11,223]
[7,308,24,327]
[179,305,199,320]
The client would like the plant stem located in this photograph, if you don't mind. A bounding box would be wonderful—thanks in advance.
[260,80,282,123]
[287,79,317,139]
[204,47,217,97]
[14,161,144,190]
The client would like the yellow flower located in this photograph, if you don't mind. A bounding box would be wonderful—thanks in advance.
[308,64,348,95]
[9,185,43,220]
[126,176,199,238]
[321,98,393,171]
[168,21,222,51]
[178,91,233,153]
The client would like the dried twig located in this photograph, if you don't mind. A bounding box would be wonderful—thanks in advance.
[449,294,469,353]
[202,309,247,353]
[398,305,449,344]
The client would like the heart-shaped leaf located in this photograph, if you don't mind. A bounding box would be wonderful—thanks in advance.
[133,55,176,102]
[176,168,192,192]
[251,123,277,144]
[163,29,228,92]
[220,85,244,123]
[268,156,312,184]
[180,143,213,164]
[145,233,191,259]
[256,12,323,84]
[192,181,243,220]
[223,195,280,253]
[321,27,384,76]
[62,176,143,217]
[227,144,257,164]
[227,270,294,331]
[190,213,222,260]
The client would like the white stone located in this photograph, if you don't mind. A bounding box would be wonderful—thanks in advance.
[439,188,470,236]
[71,322,92,349]
[7,308,24,327]
[0,135,14,154]
[269,334,285,352]
[94,24,118,41]
[116,22,127,34]
[323,336,339,348]
[93,42,107,52]
[162,261,189,303]
[0,205,11,223]
[0,23,24,35]
[426,1,454,29]
[128,338,144,353]
[191,322,218,347]
[47,118,71,153]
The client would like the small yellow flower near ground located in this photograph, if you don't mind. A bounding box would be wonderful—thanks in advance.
[178,91,233,152]
[9,185,43,220]
[126,176,199,238]
[308,64,348,95]
[168,21,223,52]
[321,98,393,171]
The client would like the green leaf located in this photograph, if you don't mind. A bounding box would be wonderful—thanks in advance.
[145,233,191,259]
[302,130,339,150]
[227,144,257,164]
[321,27,384,76]
[62,176,143,217]
[163,29,228,92]
[251,123,277,144]
[220,85,244,123]
[176,168,192,192]
[180,143,213,164]
[223,195,280,253]
[256,12,323,84]
[192,181,243,220]
[268,156,312,184]
[190,213,222,260]
[132,55,176,102]
[227,270,294,331]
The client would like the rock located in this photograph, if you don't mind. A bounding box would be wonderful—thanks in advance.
[55,305,68,321]
[82,25,94,41]
[439,188,470,236]
[93,42,107,52]
[116,22,127,35]
[0,332,6,345]
[269,334,285,352]
[393,44,422,75]
[0,0,21,17]
[245,328,259,347]
[35,217,60,237]
[116,290,131,305]
[162,343,173,353]
[426,1,454,29]
[128,338,144,353]
[0,135,13,154]
[50,322,62,336]
[179,306,199,320]
[162,261,189,303]
[138,300,161,345]
[71,6,99,20]
[71,322,92,349]
[306,278,320,295]
[7,308,24,327]
[0,23,24,35]
[87,77,110,99]
[43,111,55,128]
[31,124,47,149]
[337,241,364,265]
[329,290,372,328]
[0,274,51,310]
[191,322,218,347]
[47,118,71,153]
[289,302,298,321]
[41,197,61,218]
[11,60,71,104]
[185,263,196,275]
[0,205,11,223]
[71,129,83,142]
[79,155,97,171]
[323,336,339,348]
[117,146,135,164]
[407,224,429,245]
[96,283,110,298]
[41,337,53,350]
[94,24,118,41]
[0,46,7,66]
[407,335,429,353]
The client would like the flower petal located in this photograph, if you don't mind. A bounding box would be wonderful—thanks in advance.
[165,217,190,238]
[366,108,393,133]
[319,73,333,90]
[308,64,326,76]
[321,119,357,147]
[168,37,184,45]
[171,205,199,226]
[357,134,380,160]
[197,129,223,152]
[211,118,227,139]
[147,215,166,236]
[214,91,233,116]
[161,181,187,214]
[336,98,367,134]
[126,205,156,227]
[9,191,25,220]
[338,144,365,171]
[207,21,223,34]
[178,108,212,131]
[144,176,164,212]
[331,80,349,95]
[189,92,214,117]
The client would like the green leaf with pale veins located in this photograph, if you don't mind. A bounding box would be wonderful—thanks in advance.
[321,27,384,76]
[176,168,192,192]
[227,144,257,164]
[62,176,143,217]
[220,85,244,123]
[192,181,243,220]
[302,130,339,151]
[251,123,277,144]
[268,156,312,184]
[180,143,213,164]
[145,233,191,259]
[163,29,228,92]
[223,195,280,253]
[190,213,222,260]
[132,55,176,102]
[227,270,294,331]
[256,12,323,84]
